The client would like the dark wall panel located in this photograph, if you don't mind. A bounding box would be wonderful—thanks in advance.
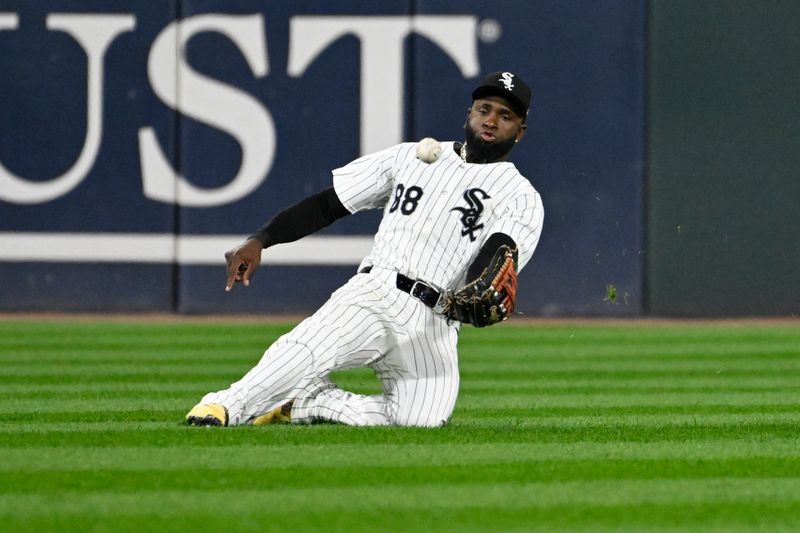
[648,0,800,316]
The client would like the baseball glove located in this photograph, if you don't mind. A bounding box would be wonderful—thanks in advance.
[446,245,518,327]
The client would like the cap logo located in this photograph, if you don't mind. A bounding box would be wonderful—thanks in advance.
[499,72,515,91]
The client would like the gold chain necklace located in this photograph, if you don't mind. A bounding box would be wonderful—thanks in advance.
[459,143,468,162]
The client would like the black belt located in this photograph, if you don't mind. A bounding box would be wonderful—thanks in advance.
[359,266,446,312]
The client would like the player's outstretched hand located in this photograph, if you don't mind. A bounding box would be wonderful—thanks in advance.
[224,238,263,292]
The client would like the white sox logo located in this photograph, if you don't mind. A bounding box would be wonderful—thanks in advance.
[499,72,514,90]
[451,188,490,241]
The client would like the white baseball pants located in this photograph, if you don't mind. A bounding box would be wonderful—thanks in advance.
[199,267,461,427]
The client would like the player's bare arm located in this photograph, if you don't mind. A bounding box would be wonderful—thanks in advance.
[224,187,350,291]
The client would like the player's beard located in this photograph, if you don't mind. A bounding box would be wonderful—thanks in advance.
[463,122,517,163]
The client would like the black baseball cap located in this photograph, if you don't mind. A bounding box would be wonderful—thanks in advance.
[471,71,531,122]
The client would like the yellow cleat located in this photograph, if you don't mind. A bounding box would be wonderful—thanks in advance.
[251,401,293,426]
[186,403,228,427]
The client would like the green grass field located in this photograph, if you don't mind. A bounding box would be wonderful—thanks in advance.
[1,319,799,532]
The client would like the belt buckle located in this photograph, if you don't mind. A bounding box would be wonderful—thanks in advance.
[410,280,447,314]
[410,281,427,302]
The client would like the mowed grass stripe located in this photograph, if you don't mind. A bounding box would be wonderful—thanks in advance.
[4,439,800,470]
[0,362,253,376]
[2,322,795,348]
[5,403,800,425]
[5,384,798,399]
[0,353,261,365]
[6,401,800,426]
[0,373,246,385]
[463,385,799,394]
[0,382,228,395]
[3,363,798,379]
[0,336,270,348]
[469,323,800,341]
[5,458,800,495]
[1,390,201,400]
[461,345,800,360]
[460,403,800,416]
[3,502,798,533]
[460,358,800,373]
[2,367,796,386]
[1,479,800,515]
[3,374,799,394]
[4,345,799,365]
[461,368,800,380]
[4,412,800,438]
[3,422,798,448]
[460,390,800,408]
[461,375,800,389]
[3,337,798,362]
[457,412,800,426]
[0,322,292,338]
[0,421,178,433]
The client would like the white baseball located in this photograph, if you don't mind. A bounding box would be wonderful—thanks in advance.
[416,137,442,164]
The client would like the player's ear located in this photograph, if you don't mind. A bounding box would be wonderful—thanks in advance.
[515,124,527,143]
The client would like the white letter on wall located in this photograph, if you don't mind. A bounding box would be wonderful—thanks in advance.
[0,13,135,204]
[139,14,274,207]
[288,16,478,156]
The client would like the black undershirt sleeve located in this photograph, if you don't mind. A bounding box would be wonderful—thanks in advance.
[248,187,351,248]
[466,233,519,282]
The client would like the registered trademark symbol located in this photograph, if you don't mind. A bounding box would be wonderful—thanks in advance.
[477,19,502,43]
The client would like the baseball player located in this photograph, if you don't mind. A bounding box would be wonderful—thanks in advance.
[186,71,544,428]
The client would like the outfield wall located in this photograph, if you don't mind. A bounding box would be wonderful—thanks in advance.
[4,2,798,317]
[0,1,645,315]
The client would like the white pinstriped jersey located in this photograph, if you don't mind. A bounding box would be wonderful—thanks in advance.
[333,141,544,290]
